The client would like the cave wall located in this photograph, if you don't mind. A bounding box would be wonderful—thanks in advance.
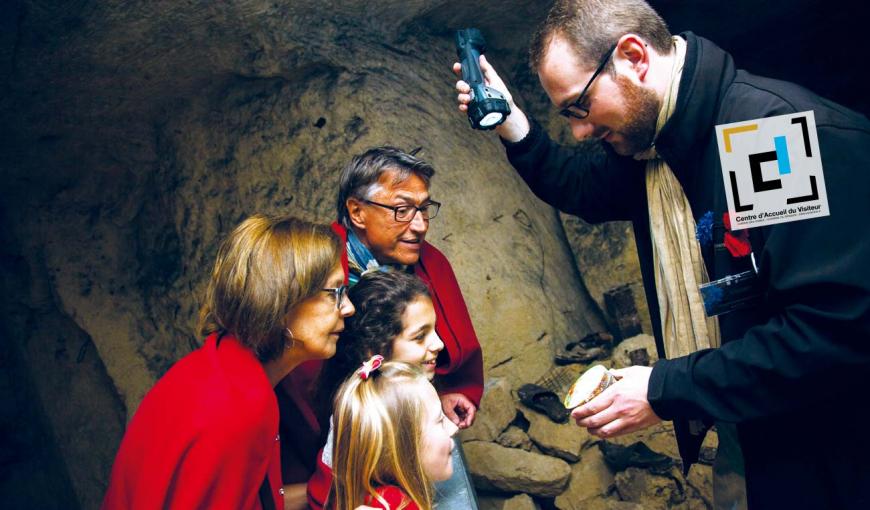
[1,0,867,508]
[1,1,604,505]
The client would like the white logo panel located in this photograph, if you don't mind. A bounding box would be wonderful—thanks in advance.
[716,111,828,229]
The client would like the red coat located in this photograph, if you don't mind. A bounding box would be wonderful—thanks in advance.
[365,485,421,510]
[306,449,332,509]
[102,333,283,510]
[309,470,419,510]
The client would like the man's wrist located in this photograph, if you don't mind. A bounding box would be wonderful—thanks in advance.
[496,107,531,143]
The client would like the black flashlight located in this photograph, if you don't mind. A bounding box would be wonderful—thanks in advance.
[456,28,511,130]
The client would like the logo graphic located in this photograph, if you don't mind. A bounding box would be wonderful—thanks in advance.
[716,111,829,229]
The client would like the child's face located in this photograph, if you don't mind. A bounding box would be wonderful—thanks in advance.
[391,297,443,380]
[419,382,458,481]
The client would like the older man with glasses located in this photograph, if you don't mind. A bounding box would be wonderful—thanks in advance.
[453,1,869,509]
[332,146,482,423]
[276,146,483,510]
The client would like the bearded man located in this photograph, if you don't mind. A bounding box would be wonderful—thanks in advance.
[453,1,870,508]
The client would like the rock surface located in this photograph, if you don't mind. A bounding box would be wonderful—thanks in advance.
[479,493,541,510]
[464,440,571,497]
[686,463,715,509]
[611,334,659,369]
[462,378,517,443]
[497,426,533,451]
[521,404,590,463]
[554,444,615,509]
[614,467,687,509]
[559,214,653,337]
[503,494,539,510]
[603,420,719,465]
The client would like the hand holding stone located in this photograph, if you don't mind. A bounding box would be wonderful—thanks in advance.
[570,366,661,438]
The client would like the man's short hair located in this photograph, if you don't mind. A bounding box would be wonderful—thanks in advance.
[529,0,672,74]
[336,146,435,228]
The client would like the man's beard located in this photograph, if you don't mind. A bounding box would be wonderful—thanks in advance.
[610,74,660,156]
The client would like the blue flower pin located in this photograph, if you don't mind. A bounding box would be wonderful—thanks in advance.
[695,211,714,247]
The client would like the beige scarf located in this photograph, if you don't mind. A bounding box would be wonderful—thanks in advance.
[639,36,720,358]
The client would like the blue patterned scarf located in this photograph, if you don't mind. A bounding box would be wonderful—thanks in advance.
[345,229,407,285]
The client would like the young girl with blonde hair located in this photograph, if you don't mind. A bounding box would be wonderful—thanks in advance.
[330,360,457,510]
[308,271,479,509]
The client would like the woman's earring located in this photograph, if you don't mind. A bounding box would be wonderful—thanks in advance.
[284,328,296,350]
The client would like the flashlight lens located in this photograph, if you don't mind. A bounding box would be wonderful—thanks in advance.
[480,112,504,127]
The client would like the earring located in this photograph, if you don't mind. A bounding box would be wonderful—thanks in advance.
[284,328,296,350]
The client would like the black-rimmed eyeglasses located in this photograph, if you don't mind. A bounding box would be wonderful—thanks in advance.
[558,43,618,120]
[322,284,349,309]
[364,199,441,222]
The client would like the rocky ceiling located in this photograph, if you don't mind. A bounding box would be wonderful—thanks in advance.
[1,0,866,507]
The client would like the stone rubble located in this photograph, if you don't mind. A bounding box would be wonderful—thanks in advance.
[479,493,541,510]
[463,440,572,497]
[463,373,716,508]
[520,404,590,463]
[496,426,533,451]
[611,334,659,369]
[461,378,518,443]
[553,443,615,509]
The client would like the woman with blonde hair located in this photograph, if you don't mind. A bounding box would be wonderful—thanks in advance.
[102,214,354,510]
[330,359,458,510]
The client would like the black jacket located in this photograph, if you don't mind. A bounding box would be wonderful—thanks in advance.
[505,32,870,508]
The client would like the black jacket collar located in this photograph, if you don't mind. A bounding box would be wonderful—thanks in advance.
[655,32,737,181]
